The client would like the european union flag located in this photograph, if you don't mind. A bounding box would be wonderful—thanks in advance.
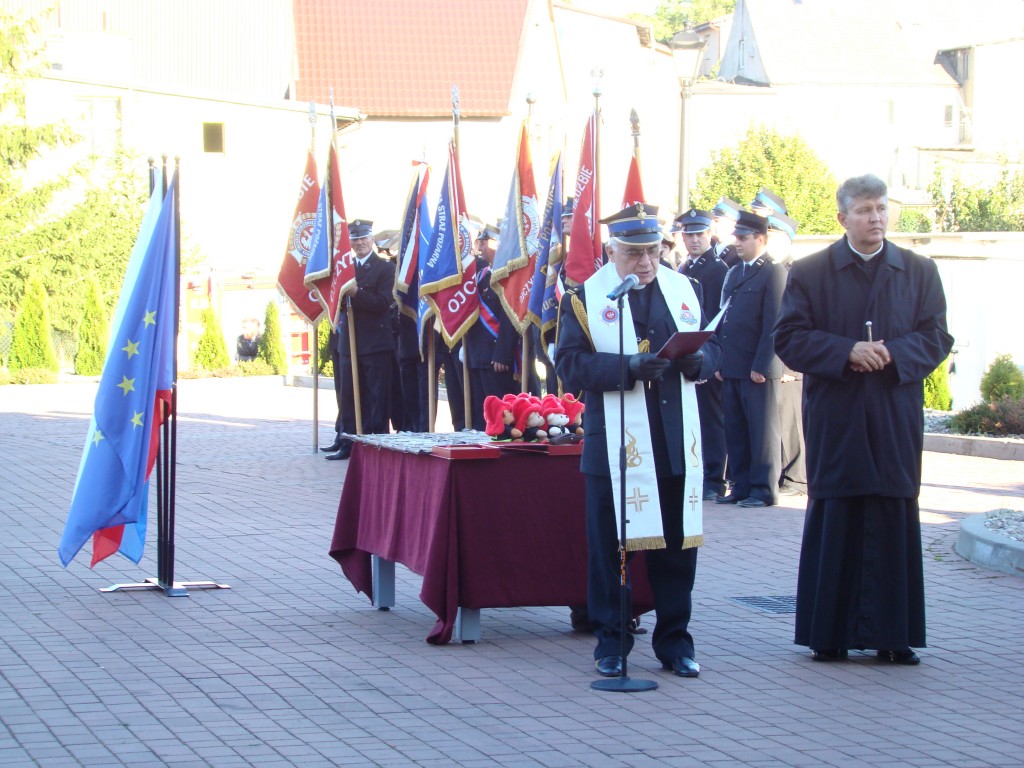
[59,173,178,567]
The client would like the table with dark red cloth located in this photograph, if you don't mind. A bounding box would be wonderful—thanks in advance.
[329,442,654,644]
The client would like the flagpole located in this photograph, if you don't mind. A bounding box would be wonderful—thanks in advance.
[427,326,437,432]
[630,108,641,173]
[452,85,472,428]
[308,101,320,451]
[520,96,536,394]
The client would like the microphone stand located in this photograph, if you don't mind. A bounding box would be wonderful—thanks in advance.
[591,290,658,693]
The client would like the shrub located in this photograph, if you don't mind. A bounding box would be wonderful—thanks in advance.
[259,300,287,375]
[950,397,1024,436]
[238,359,276,376]
[74,280,109,375]
[923,358,953,411]
[980,354,1024,403]
[895,208,931,233]
[8,277,58,373]
[9,367,58,384]
[192,307,230,370]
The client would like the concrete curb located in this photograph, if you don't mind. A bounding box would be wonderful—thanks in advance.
[924,433,1024,461]
[955,513,1024,578]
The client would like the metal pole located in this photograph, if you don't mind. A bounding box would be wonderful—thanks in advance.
[452,85,472,428]
[677,86,686,213]
[309,101,319,449]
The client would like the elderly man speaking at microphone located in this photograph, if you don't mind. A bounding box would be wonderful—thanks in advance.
[556,203,720,679]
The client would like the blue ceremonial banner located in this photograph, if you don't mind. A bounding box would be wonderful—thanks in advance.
[303,174,331,303]
[420,142,478,347]
[395,164,430,319]
[527,153,564,335]
[59,173,178,568]
[416,185,435,353]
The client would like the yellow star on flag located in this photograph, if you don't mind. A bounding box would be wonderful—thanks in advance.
[131,411,144,428]
[92,430,104,446]
[122,339,140,359]
[143,310,157,327]
[117,375,136,395]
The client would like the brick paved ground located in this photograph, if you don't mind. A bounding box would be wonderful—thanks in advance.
[1,377,1022,768]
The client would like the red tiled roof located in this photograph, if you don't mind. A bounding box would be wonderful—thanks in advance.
[293,0,529,118]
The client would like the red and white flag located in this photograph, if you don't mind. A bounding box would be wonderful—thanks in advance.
[277,151,324,324]
[491,122,541,332]
[622,153,646,208]
[324,142,356,328]
[563,113,602,286]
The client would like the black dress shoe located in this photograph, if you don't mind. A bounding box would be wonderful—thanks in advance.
[320,438,343,453]
[715,494,743,504]
[662,656,700,678]
[737,497,768,508]
[325,445,352,461]
[810,648,848,662]
[595,656,623,677]
[702,489,721,501]
[877,649,920,665]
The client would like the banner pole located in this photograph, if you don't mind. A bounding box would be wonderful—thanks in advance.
[452,85,472,429]
[309,102,320,450]
[347,299,363,434]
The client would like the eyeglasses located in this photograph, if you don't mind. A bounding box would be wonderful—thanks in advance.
[620,245,661,262]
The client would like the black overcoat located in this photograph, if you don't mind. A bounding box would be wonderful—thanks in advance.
[774,238,953,498]
[337,253,396,358]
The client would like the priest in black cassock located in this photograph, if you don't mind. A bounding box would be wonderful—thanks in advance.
[774,174,953,665]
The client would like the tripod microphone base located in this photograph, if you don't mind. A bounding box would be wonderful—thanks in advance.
[591,676,658,693]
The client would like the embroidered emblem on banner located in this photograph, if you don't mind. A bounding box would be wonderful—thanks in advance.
[625,429,642,467]
[601,306,619,324]
[679,302,697,326]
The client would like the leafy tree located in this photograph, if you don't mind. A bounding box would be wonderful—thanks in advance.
[0,10,149,338]
[259,300,287,375]
[980,354,1024,403]
[8,275,57,372]
[636,0,736,43]
[192,307,229,371]
[930,165,1024,232]
[690,125,841,235]
[923,358,952,411]
[73,279,108,375]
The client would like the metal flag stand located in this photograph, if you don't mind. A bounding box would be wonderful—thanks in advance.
[102,156,230,597]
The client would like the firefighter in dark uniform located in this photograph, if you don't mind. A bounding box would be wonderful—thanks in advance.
[326,220,397,460]
[713,211,786,506]
[711,197,743,269]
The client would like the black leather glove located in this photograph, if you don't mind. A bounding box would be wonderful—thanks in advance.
[673,352,704,380]
[628,353,671,382]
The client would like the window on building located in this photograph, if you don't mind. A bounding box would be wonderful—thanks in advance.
[944,105,954,128]
[203,122,225,153]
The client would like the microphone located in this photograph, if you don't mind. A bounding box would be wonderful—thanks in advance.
[606,273,640,300]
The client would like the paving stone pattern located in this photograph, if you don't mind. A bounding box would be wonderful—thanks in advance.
[1,377,1023,767]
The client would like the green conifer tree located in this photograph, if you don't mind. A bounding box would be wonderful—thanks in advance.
[923,358,952,411]
[192,306,229,371]
[317,318,334,376]
[73,280,109,375]
[8,276,58,373]
[259,300,287,375]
